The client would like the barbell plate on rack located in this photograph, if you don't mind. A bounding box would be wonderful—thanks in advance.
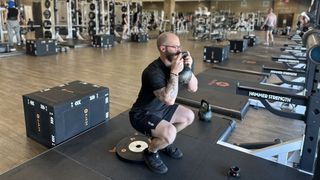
[88,20,96,27]
[121,6,127,12]
[88,29,95,36]
[89,3,95,11]
[116,135,150,163]
[44,31,52,38]
[45,0,51,9]
[89,12,95,19]
[43,20,52,29]
[43,10,51,19]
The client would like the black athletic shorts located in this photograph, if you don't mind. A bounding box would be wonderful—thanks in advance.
[129,104,178,136]
[264,25,273,31]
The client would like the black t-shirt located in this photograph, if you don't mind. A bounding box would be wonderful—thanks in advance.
[131,58,171,112]
[7,8,18,20]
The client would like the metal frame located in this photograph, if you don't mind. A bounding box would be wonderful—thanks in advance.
[217,137,304,168]
[0,7,7,43]
[233,29,320,174]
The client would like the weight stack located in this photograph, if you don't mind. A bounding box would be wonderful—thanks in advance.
[88,1,98,37]
[243,35,257,47]
[229,39,248,53]
[70,0,78,38]
[33,0,56,39]
[109,1,115,35]
[26,39,58,56]
[92,34,114,48]
[22,81,110,148]
[203,43,230,63]
[131,33,149,43]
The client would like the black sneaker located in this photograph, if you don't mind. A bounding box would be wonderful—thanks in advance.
[161,145,183,159]
[143,149,168,174]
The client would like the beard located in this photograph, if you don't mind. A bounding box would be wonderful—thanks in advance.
[165,49,181,62]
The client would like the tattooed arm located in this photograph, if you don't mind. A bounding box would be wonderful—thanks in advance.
[153,53,184,105]
[153,74,179,105]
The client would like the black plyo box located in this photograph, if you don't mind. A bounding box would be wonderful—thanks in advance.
[131,33,148,42]
[229,39,248,52]
[23,81,110,148]
[26,39,57,56]
[203,44,230,63]
[243,35,257,47]
[92,34,114,48]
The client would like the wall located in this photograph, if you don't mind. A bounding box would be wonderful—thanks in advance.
[143,0,272,15]
[143,1,210,14]
[15,0,311,28]
[214,0,273,14]
[274,0,312,29]
[142,2,163,11]
[175,1,210,14]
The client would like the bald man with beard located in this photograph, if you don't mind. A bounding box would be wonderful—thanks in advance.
[129,32,198,174]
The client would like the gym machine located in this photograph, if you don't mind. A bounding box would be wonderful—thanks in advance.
[90,0,116,48]
[262,30,320,90]
[228,29,320,174]
[158,10,170,34]
[0,7,7,43]
[0,4,26,56]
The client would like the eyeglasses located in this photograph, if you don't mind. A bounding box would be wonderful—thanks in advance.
[162,44,182,51]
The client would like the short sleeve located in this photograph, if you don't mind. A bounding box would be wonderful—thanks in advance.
[143,68,167,91]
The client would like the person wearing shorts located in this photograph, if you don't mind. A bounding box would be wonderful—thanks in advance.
[129,32,198,174]
[261,8,277,46]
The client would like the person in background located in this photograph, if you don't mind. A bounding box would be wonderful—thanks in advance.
[4,0,21,49]
[122,13,128,39]
[261,8,277,46]
[298,12,310,36]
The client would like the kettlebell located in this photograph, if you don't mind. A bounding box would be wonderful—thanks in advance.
[179,52,193,84]
[198,99,213,122]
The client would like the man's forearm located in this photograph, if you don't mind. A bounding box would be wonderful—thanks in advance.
[165,74,179,100]
[187,74,198,92]
[153,74,179,105]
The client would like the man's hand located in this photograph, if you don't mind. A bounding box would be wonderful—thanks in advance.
[170,53,184,75]
[183,51,193,69]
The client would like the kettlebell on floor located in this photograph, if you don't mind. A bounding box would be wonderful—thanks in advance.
[198,99,213,122]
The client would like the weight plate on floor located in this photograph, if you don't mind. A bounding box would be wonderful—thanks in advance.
[116,135,149,163]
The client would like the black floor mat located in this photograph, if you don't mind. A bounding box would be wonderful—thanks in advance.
[1,111,311,180]
[177,68,264,119]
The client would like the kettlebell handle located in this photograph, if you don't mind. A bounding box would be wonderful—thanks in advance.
[200,99,211,111]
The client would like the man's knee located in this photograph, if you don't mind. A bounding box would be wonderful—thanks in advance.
[160,124,177,144]
[185,109,195,125]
